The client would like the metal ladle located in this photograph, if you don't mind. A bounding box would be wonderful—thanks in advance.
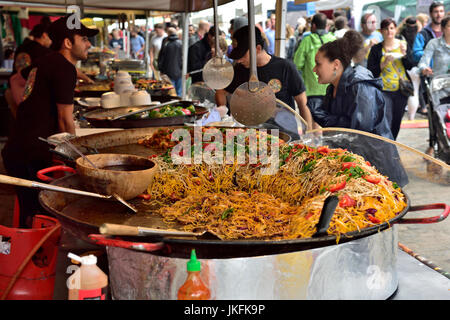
[229,0,277,126]
[202,0,234,90]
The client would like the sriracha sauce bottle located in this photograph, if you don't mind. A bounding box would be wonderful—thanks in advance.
[177,249,210,300]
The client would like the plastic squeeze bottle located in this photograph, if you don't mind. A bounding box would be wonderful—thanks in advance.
[177,249,211,300]
[67,253,108,300]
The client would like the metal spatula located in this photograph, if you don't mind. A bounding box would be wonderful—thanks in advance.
[229,0,276,126]
[202,0,234,90]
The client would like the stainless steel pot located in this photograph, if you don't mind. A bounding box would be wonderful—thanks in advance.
[105,226,399,300]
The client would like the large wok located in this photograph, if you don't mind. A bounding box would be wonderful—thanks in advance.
[38,173,449,259]
[41,127,449,259]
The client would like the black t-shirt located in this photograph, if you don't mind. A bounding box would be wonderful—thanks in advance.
[3,52,77,162]
[11,38,52,76]
[225,55,306,109]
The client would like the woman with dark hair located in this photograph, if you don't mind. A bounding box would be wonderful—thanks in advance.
[311,30,393,139]
[367,18,415,140]
[311,30,408,186]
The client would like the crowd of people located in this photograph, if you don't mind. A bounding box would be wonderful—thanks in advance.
[97,1,448,140]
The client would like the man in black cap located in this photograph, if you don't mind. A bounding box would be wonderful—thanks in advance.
[215,25,313,138]
[1,15,98,227]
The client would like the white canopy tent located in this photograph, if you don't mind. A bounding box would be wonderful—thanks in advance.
[0,0,235,12]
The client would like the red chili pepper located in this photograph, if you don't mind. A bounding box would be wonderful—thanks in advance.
[339,194,356,207]
[341,162,357,170]
[364,175,381,184]
[366,161,371,166]
[208,172,214,182]
[137,194,151,200]
[328,181,346,192]
[367,215,381,224]
[317,146,330,155]
[305,212,314,220]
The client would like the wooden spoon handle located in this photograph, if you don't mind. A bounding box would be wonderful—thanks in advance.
[0,174,34,188]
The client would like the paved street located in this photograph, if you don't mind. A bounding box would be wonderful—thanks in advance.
[395,115,450,274]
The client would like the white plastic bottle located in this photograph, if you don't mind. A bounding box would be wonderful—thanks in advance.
[67,253,108,300]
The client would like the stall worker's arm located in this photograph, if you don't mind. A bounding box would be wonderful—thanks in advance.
[9,72,27,107]
[76,69,94,84]
[294,91,313,132]
[149,43,156,74]
[57,104,76,135]
[215,89,229,107]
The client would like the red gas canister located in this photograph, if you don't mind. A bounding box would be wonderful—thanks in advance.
[0,215,61,300]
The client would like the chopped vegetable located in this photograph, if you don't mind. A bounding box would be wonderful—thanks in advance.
[341,162,357,170]
[317,146,330,155]
[341,155,356,163]
[328,181,346,192]
[364,175,381,184]
[339,194,356,207]
[221,208,234,220]
[300,160,316,173]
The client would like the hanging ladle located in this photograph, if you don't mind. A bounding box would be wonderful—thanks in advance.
[202,0,234,90]
[228,0,307,133]
[229,0,277,126]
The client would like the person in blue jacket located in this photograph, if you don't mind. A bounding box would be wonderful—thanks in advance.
[311,30,408,186]
[412,2,445,63]
[311,30,393,139]
[412,1,445,114]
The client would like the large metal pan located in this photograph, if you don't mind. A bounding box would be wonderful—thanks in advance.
[38,173,449,259]
[83,101,208,129]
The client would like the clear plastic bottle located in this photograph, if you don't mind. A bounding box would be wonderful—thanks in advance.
[177,249,210,300]
[67,253,108,300]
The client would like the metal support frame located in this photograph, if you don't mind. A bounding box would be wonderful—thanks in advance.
[274,0,286,58]
[181,11,190,99]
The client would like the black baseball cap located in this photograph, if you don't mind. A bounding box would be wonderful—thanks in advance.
[48,15,99,51]
[229,25,265,60]
[30,23,49,38]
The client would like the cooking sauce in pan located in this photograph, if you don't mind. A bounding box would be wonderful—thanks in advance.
[101,164,153,171]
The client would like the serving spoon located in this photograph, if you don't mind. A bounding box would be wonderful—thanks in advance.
[229,0,277,126]
[202,0,234,90]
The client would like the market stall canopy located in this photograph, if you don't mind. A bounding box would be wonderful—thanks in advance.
[1,0,235,12]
